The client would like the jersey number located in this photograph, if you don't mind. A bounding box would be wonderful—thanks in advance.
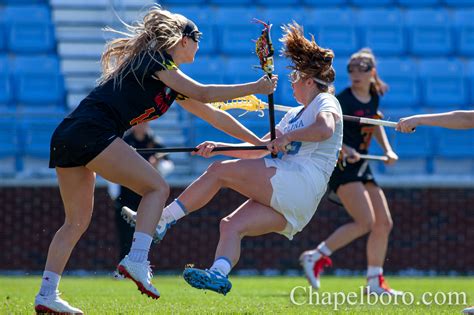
[359,126,375,151]
[287,141,302,155]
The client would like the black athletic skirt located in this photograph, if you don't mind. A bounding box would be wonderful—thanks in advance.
[49,102,123,168]
[328,159,378,193]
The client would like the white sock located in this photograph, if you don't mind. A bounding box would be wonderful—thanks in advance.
[38,270,60,296]
[367,266,383,278]
[162,199,188,224]
[317,242,332,256]
[128,232,153,263]
[210,257,232,276]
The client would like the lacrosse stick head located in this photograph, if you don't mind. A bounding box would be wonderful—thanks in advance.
[253,19,274,75]
[212,95,265,112]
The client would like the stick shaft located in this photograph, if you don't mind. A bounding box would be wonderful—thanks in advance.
[274,104,291,112]
[136,145,268,154]
[268,93,276,140]
[264,103,397,128]
[343,115,397,128]
[267,86,277,158]
[267,105,397,128]
[359,154,389,162]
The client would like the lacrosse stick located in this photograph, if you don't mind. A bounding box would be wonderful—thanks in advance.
[343,115,397,128]
[359,154,389,162]
[341,153,389,167]
[254,19,276,157]
[135,145,268,154]
[211,95,399,128]
[211,94,290,114]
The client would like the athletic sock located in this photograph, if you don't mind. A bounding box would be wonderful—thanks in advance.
[128,232,153,263]
[317,242,332,256]
[38,270,60,296]
[161,199,188,224]
[367,265,383,285]
[210,256,232,277]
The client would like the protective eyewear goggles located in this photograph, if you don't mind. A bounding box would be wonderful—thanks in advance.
[289,70,305,84]
[183,30,202,43]
[289,70,330,87]
[347,61,373,73]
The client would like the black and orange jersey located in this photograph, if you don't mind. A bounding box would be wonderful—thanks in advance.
[336,87,381,154]
[67,50,187,135]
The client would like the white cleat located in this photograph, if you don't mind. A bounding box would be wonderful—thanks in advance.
[463,306,474,314]
[366,275,403,296]
[299,249,332,290]
[34,291,83,314]
[121,206,137,227]
[121,206,174,243]
[117,255,160,299]
[112,269,125,280]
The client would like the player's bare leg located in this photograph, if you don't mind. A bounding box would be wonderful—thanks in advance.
[35,166,94,314]
[183,199,286,295]
[122,159,276,243]
[301,182,374,290]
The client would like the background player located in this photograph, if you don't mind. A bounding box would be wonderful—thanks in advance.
[300,48,401,296]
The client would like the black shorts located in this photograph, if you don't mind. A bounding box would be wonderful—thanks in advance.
[328,159,378,194]
[49,114,121,168]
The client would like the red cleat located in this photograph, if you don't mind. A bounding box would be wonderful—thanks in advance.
[299,249,332,289]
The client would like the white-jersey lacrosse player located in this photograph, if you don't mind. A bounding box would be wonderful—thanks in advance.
[123,22,343,295]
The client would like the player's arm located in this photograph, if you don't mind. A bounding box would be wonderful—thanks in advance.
[191,129,281,159]
[192,131,280,159]
[341,143,361,164]
[156,69,276,103]
[396,110,474,132]
[176,98,263,146]
[373,126,398,164]
[269,111,337,153]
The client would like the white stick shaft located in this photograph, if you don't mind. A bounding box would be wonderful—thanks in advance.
[359,154,389,162]
[265,102,397,128]
[355,116,397,128]
[262,103,292,112]
[274,104,292,112]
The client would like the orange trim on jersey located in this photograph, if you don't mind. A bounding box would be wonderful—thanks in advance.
[130,107,157,126]
[360,125,376,151]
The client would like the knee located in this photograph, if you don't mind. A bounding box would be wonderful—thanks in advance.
[219,217,243,238]
[356,215,375,235]
[372,217,393,234]
[141,179,170,201]
[157,181,170,200]
[205,161,234,184]
[206,161,228,181]
[64,217,91,236]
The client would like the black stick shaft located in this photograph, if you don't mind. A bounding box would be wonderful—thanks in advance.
[136,145,268,154]
[268,93,276,140]
[267,74,277,158]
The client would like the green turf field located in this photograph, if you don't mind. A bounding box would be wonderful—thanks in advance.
[1,276,472,314]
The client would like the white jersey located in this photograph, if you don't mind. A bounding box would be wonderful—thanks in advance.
[275,92,343,179]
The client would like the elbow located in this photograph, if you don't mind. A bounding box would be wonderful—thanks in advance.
[193,87,213,103]
[320,128,334,141]
[200,91,213,103]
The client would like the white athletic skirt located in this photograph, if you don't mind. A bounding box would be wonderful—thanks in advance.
[264,158,328,240]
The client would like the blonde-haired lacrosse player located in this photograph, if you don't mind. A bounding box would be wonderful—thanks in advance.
[34,5,277,313]
[124,22,342,295]
[397,109,474,315]
[299,48,401,296]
